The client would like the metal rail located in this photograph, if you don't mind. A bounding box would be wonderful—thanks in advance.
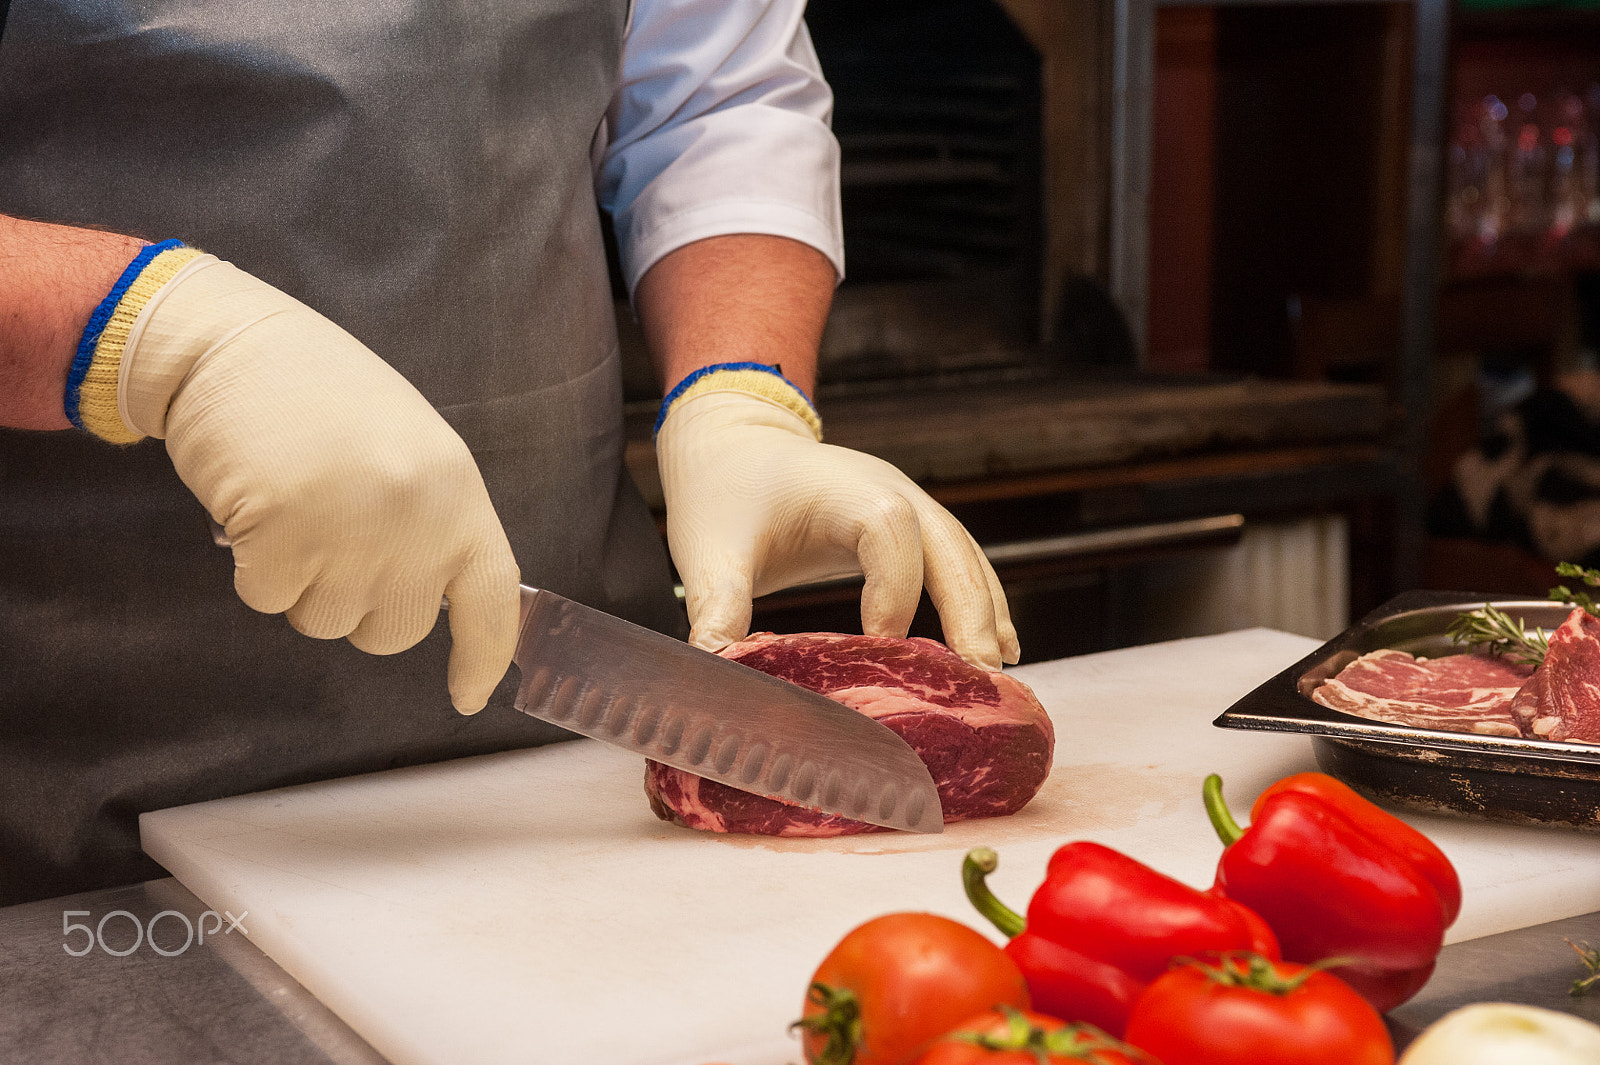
[676,513,1247,600]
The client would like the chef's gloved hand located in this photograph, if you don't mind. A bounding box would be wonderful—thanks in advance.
[65,241,519,713]
[654,363,1019,670]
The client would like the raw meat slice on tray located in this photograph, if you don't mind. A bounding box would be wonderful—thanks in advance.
[645,632,1055,836]
[1508,607,1600,743]
[1312,605,1600,745]
[1311,649,1530,736]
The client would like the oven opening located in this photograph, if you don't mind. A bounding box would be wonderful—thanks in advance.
[807,0,1048,393]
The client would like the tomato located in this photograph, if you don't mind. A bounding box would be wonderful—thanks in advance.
[1122,954,1393,1065]
[796,913,1031,1065]
[913,1007,1159,1065]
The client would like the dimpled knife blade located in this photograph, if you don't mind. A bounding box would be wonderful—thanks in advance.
[511,585,944,833]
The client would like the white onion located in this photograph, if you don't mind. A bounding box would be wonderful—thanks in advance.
[1399,1004,1600,1065]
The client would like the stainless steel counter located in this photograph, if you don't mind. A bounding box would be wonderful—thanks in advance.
[0,879,380,1065]
[3,877,1598,1063]
[1389,908,1600,1042]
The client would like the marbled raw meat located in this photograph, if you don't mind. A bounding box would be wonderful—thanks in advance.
[1508,607,1600,743]
[645,632,1055,835]
[1312,649,1530,736]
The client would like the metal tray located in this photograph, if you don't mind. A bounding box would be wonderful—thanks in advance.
[1214,590,1600,832]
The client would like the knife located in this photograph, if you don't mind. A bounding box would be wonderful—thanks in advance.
[209,520,944,833]
[509,583,943,833]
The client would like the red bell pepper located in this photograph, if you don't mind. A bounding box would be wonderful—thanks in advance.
[1203,771,1461,1013]
[962,842,1280,1038]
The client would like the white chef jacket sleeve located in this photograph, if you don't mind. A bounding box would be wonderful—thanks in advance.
[597,0,845,295]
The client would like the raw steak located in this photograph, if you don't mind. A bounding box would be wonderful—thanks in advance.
[1508,607,1600,743]
[645,632,1055,835]
[1311,649,1530,736]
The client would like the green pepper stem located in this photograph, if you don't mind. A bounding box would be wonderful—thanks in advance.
[1204,773,1245,846]
[962,847,1027,939]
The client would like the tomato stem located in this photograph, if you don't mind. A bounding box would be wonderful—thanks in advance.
[962,847,1026,939]
[950,1006,1152,1062]
[790,982,863,1065]
[1203,773,1245,846]
[951,1005,1036,1052]
[1175,951,1356,996]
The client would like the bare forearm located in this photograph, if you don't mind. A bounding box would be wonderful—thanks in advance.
[0,215,145,430]
[634,233,835,396]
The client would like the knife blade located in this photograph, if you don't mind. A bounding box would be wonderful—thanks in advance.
[510,585,944,834]
[208,518,942,832]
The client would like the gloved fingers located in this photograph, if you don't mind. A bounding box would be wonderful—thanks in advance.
[966,528,1021,665]
[285,578,375,641]
[229,532,318,617]
[442,543,521,715]
[681,552,758,654]
[915,502,1003,670]
[348,578,450,656]
[853,491,926,640]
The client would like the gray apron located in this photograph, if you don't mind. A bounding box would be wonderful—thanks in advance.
[0,0,685,905]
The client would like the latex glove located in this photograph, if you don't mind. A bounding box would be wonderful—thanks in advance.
[656,388,1018,669]
[116,256,519,712]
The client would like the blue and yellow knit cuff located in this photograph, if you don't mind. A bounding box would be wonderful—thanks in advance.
[66,238,205,443]
[653,361,822,441]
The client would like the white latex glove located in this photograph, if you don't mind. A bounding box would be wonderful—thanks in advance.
[116,256,519,712]
[656,388,1018,669]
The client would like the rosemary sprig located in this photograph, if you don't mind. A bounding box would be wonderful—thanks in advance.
[1446,602,1550,666]
[1551,562,1600,618]
[1446,561,1600,664]
[1567,938,1600,996]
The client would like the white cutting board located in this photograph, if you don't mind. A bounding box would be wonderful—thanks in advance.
[141,629,1600,1065]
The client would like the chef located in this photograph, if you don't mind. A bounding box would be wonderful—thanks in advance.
[0,0,1017,905]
